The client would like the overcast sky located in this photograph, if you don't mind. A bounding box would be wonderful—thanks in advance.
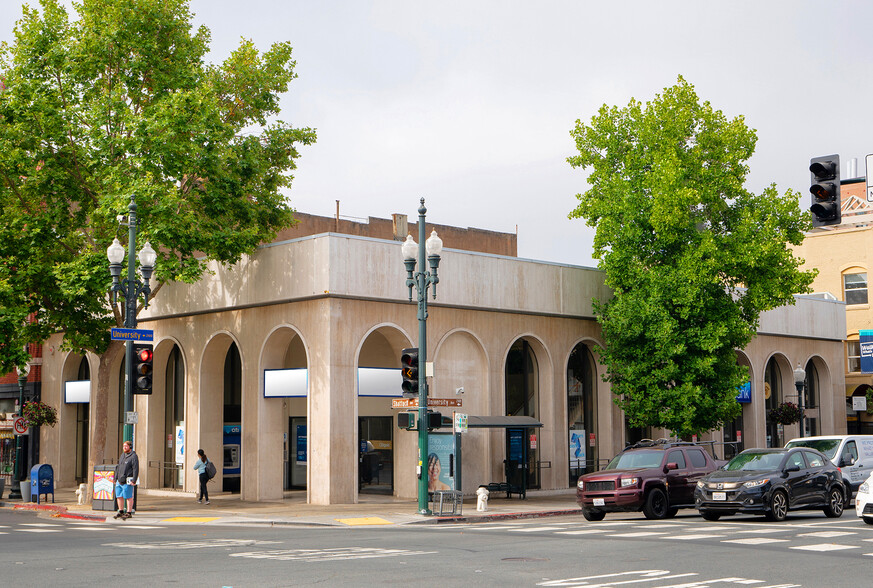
[3,1,872,267]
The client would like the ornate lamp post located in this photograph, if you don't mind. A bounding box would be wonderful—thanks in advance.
[107,195,156,445]
[794,363,806,438]
[8,362,31,500]
[401,198,442,514]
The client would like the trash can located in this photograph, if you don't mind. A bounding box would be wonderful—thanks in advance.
[29,464,54,504]
[92,464,117,511]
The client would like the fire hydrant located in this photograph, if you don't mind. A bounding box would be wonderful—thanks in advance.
[476,486,489,512]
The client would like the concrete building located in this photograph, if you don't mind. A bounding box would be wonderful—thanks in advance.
[34,211,846,505]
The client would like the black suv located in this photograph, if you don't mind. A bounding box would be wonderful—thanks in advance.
[576,439,722,521]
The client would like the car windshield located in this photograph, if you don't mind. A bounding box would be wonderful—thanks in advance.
[724,452,784,471]
[784,439,840,459]
[606,450,663,470]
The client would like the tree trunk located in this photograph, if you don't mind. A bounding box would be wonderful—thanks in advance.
[85,340,124,504]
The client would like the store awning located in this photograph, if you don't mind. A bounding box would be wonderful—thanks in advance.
[466,416,543,429]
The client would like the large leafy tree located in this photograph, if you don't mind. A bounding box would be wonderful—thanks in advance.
[0,0,315,479]
[567,77,815,436]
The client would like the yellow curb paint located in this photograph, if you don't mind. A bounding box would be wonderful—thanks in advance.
[161,517,220,522]
[335,517,393,526]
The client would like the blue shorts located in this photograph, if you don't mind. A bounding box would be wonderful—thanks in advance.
[115,482,134,499]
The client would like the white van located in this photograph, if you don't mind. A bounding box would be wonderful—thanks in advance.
[785,435,873,499]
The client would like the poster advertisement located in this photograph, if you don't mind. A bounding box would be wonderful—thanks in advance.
[296,424,307,463]
[427,433,456,492]
[92,469,115,501]
[175,424,185,487]
[569,429,586,468]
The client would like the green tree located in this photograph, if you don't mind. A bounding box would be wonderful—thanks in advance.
[567,77,815,436]
[0,0,315,482]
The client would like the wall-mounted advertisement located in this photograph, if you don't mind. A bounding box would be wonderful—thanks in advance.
[357,367,402,397]
[64,380,91,404]
[427,433,457,492]
[264,368,307,397]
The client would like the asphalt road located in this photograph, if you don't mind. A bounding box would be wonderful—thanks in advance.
[2,508,872,587]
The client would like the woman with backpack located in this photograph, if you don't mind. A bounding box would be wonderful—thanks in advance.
[193,449,212,505]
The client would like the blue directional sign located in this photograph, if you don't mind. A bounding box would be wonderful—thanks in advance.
[110,328,154,342]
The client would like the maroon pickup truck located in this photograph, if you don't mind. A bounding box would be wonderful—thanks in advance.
[576,440,723,521]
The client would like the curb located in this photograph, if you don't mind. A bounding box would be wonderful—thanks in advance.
[10,502,107,522]
[408,508,583,525]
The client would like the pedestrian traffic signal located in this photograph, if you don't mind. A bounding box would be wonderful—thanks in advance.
[398,411,417,430]
[809,154,840,227]
[132,343,153,394]
[401,347,419,397]
[427,411,443,430]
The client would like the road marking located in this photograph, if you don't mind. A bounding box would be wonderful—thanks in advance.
[16,529,63,533]
[609,531,669,538]
[790,543,858,552]
[110,539,281,550]
[120,525,165,529]
[632,524,686,529]
[736,528,787,534]
[508,526,565,532]
[721,537,790,545]
[665,534,726,540]
[797,530,857,538]
[20,523,62,527]
[335,517,393,526]
[555,529,609,535]
[230,547,437,562]
[71,527,113,531]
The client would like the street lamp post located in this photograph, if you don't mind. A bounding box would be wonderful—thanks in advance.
[107,195,156,445]
[794,363,806,438]
[8,362,31,500]
[401,198,442,514]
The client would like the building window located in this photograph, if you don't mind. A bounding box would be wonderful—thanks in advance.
[848,340,861,373]
[844,273,868,305]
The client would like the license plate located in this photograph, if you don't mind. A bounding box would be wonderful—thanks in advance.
[593,498,605,506]
[712,492,726,501]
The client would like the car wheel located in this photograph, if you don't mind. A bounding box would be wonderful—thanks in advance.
[642,488,669,520]
[823,487,844,518]
[700,510,721,521]
[582,508,606,522]
[665,507,679,518]
[864,516,873,526]
[765,490,788,522]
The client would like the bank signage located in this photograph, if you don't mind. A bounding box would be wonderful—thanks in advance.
[735,381,752,403]
[861,330,873,374]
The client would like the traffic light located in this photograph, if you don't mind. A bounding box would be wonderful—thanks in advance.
[401,347,419,397]
[809,154,840,227]
[132,342,153,394]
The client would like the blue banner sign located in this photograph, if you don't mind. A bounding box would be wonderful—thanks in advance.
[110,328,154,341]
[861,330,873,374]
[735,381,752,403]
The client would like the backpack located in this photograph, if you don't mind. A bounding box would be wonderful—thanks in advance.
[204,459,217,480]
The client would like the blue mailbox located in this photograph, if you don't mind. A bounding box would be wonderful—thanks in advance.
[30,464,54,504]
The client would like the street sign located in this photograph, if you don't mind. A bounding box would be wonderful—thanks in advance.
[13,416,29,436]
[125,411,139,424]
[111,328,154,342]
[391,398,463,409]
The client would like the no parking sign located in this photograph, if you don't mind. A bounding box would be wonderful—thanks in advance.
[13,416,29,435]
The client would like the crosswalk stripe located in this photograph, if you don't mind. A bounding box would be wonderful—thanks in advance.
[555,529,609,535]
[508,526,564,532]
[665,534,726,540]
[722,537,789,545]
[610,531,669,538]
[790,543,858,552]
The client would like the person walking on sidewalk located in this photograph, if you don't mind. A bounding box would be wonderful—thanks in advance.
[114,441,138,520]
[193,449,211,505]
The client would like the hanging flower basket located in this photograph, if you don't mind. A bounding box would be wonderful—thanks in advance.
[22,400,58,428]
[767,401,802,425]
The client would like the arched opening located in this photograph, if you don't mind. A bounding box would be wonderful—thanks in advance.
[803,360,819,437]
[75,358,90,483]
[223,342,242,493]
[568,342,597,483]
[162,345,185,488]
[357,327,408,495]
[505,338,540,489]
[849,385,873,435]
[764,356,783,447]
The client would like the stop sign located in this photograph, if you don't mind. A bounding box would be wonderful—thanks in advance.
[13,416,28,435]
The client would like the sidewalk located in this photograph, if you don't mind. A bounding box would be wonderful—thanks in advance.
[0,486,582,527]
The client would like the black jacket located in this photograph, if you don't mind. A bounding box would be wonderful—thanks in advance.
[116,450,139,484]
